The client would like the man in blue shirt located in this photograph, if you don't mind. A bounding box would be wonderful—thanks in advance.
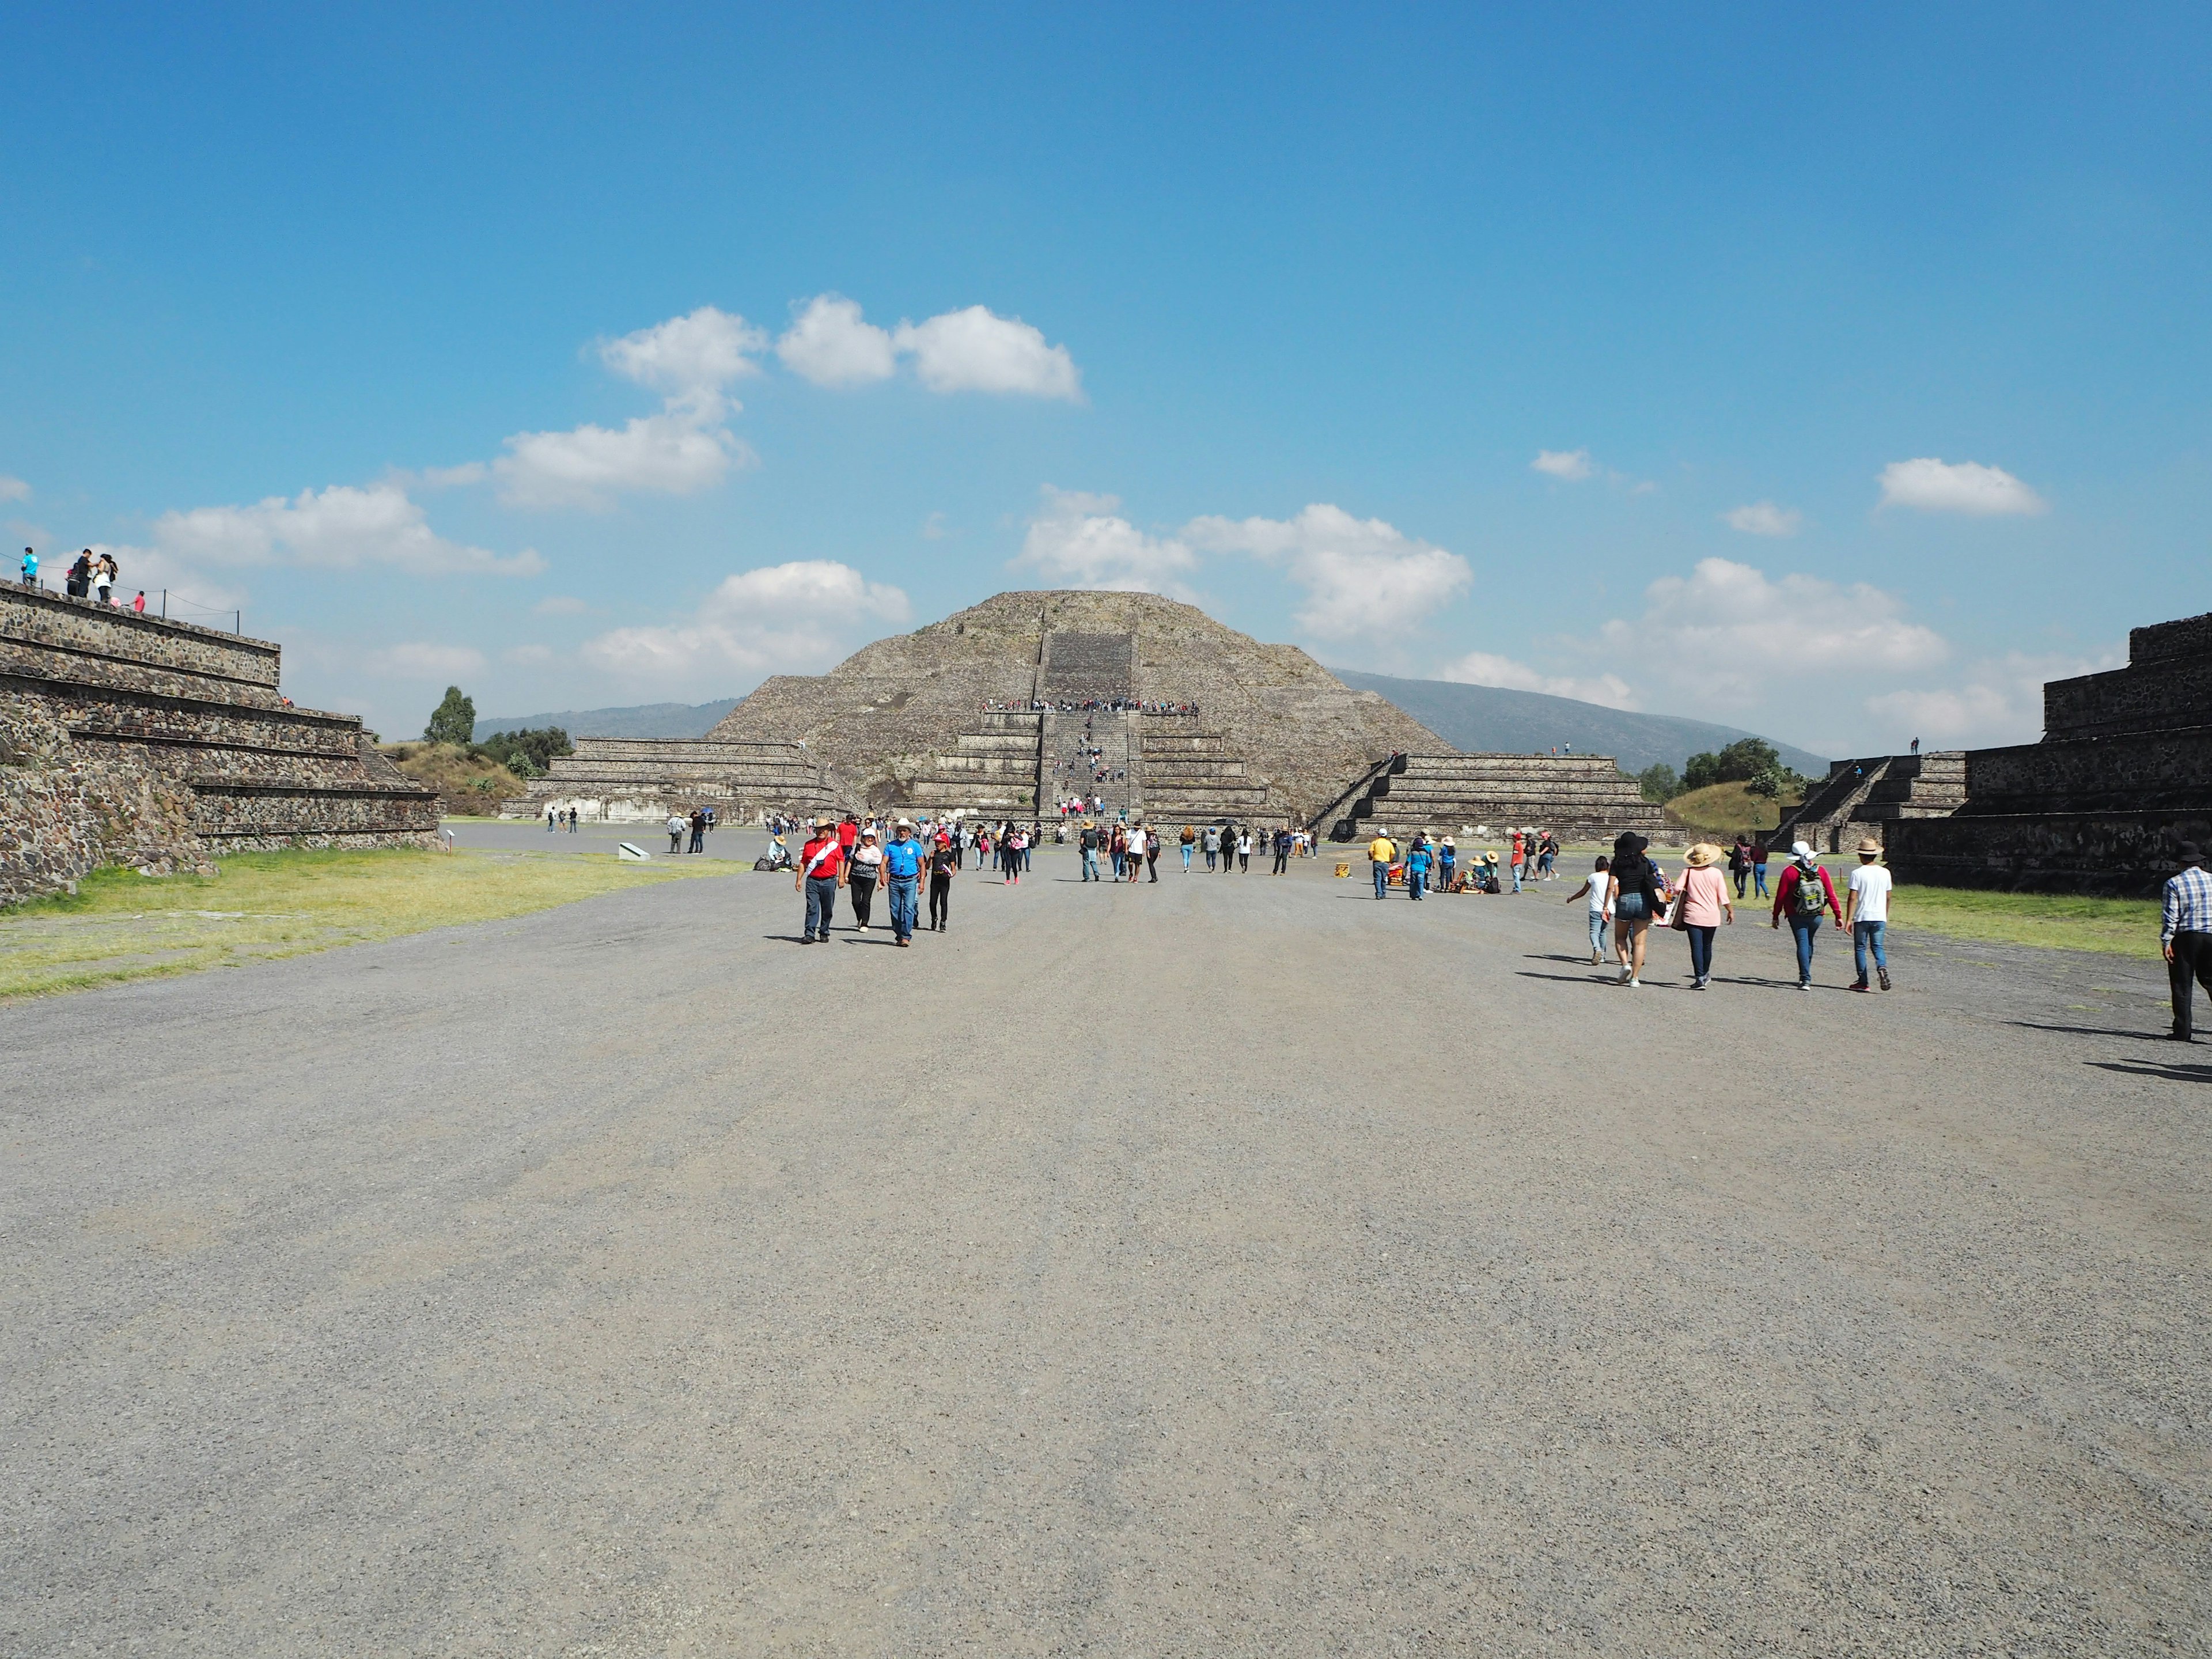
[20,547,36,588]
[1404,843,1431,902]
[880,819,925,946]
[2161,840,2212,1039]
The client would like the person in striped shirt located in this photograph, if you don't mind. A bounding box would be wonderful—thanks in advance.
[2161,841,2212,1040]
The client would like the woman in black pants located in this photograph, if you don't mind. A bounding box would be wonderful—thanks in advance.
[847,828,883,931]
[927,835,956,931]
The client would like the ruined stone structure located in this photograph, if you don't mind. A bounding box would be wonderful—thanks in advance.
[1314,752,1668,843]
[1,585,438,904]
[1768,752,1968,853]
[1888,609,2212,894]
[503,590,1668,840]
[694,590,1446,823]
[504,736,838,823]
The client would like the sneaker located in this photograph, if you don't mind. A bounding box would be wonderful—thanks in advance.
[1851,982,1871,993]
[1798,980,1812,991]
[1877,967,1892,991]
[857,922,868,931]
[1619,964,1632,984]
[1628,977,1642,988]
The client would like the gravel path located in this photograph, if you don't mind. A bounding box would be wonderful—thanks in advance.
[3,849,2206,1656]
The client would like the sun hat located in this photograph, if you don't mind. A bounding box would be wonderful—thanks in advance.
[1684,843,1719,867]
[860,827,877,838]
[2179,840,2205,865]
[1856,836,1882,857]
[1790,840,1816,862]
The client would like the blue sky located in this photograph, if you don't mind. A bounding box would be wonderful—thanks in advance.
[5,3,2206,757]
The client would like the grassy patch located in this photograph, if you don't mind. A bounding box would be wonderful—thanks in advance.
[1889,885,2160,959]
[1662,781,1799,835]
[0,846,727,1002]
[380,742,526,816]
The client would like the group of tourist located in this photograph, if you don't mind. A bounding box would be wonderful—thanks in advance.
[20,546,147,612]
[545,806,580,833]
[664,806,719,853]
[983,698,1199,716]
[793,815,966,945]
[1362,828,1559,899]
[1566,831,1893,991]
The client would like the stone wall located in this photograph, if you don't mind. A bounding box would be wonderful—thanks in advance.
[0,586,438,904]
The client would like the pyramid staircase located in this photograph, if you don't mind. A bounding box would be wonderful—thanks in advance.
[899,711,1044,818]
[1319,753,1664,842]
[1137,719,1268,821]
[503,736,834,823]
[1770,753,1966,853]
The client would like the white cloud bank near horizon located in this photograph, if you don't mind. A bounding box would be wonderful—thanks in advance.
[580,559,911,690]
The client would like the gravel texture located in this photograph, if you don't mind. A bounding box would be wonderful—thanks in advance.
[3,843,2206,1656]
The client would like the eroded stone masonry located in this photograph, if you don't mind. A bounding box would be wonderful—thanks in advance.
[508,589,1665,838]
[1,586,438,904]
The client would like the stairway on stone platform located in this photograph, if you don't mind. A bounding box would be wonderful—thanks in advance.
[1324,753,1664,842]
[1138,720,1268,821]
[504,736,833,822]
[1771,753,1965,853]
[1042,707,1139,819]
[900,711,1043,817]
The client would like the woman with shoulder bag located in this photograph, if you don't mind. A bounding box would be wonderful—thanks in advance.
[1674,843,1734,988]
[1608,831,1665,987]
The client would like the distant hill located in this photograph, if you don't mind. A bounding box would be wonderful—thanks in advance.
[476,698,740,740]
[1331,669,1826,778]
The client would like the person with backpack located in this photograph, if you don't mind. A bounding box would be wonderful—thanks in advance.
[1728,835,1752,899]
[1770,840,1843,990]
[1201,824,1219,871]
[1079,820,1100,882]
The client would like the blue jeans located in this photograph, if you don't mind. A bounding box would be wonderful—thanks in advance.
[1407,870,1426,900]
[886,876,918,940]
[1789,913,1821,981]
[1854,920,1888,983]
[1687,923,1715,979]
[1373,862,1389,898]
[804,876,838,939]
[1588,910,1609,955]
[1181,843,1192,870]
[1510,860,1523,893]
[1081,849,1098,881]
[1753,863,1769,896]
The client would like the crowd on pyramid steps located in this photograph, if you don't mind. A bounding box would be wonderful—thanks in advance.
[21,544,149,613]
[982,698,1199,715]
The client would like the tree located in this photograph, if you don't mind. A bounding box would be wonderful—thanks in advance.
[424,685,476,747]
[1637,762,1681,804]
[476,725,571,775]
[1683,737,1782,793]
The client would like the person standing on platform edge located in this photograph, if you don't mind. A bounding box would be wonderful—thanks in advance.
[2160,841,2212,1040]
[880,819,925,945]
[1675,843,1733,988]
[1771,840,1843,990]
[796,818,846,943]
[1845,836,1893,991]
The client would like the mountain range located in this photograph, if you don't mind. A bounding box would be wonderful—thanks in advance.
[480,677,1825,779]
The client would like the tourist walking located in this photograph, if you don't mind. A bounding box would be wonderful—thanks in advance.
[1202,824,1219,871]
[1005,824,1026,885]
[1770,841,1843,990]
[2161,841,2212,1039]
[1437,836,1456,892]
[881,819,925,944]
[1564,856,1612,964]
[1749,837,1771,897]
[1271,825,1291,874]
[1080,821,1100,881]
[666,812,686,854]
[1180,824,1195,872]
[1729,835,1751,899]
[1537,832,1558,879]
[1675,843,1734,988]
[1404,839,1431,900]
[688,808,707,853]
[132,589,146,613]
[1608,832,1665,986]
[796,818,846,942]
[927,832,956,931]
[847,827,883,930]
[1368,830,1396,899]
[547,807,558,834]
[1845,836,1893,991]
[1145,826,1161,881]
[1236,827,1252,872]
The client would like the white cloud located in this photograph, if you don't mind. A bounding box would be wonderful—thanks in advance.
[490,403,749,510]
[1723,501,1802,536]
[1439,652,1640,710]
[366,642,488,680]
[149,483,542,576]
[0,475,29,503]
[777,294,897,387]
[1596,558,1947,699]
[1864,649,2116,749]
[598,306,765,395]
[1877,457,2047,517]
[1014,487,1199,596]
[1531,449,1594,481]
[1185,503,1471,642]
[581,560,911,690]
[892,306,1082,400]
[533,594,590,616]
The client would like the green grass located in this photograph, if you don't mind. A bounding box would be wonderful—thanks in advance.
[1888,884,2160,959]
[0,846,729,1002]
[1661,780,1797,835]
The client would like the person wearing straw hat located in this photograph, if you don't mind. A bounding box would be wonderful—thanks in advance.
[794,817,846,943]
[881,818,926,944]
[1675,842,1734,989]
[1844,836,1894,992]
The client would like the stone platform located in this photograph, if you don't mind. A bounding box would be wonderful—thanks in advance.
[502,736,836,824]
[1,585,438,903]
[1889,609,2212,893]
[1317,752,1665,843]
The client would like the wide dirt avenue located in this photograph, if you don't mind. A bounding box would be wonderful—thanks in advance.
[4,842,2206,1655]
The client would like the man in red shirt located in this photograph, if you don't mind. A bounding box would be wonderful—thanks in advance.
[796,818,847,942]
[838,814,860,862]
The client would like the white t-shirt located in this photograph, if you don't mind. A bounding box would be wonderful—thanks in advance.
[1848,863,1892,923]
[1588,873,1613,913]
